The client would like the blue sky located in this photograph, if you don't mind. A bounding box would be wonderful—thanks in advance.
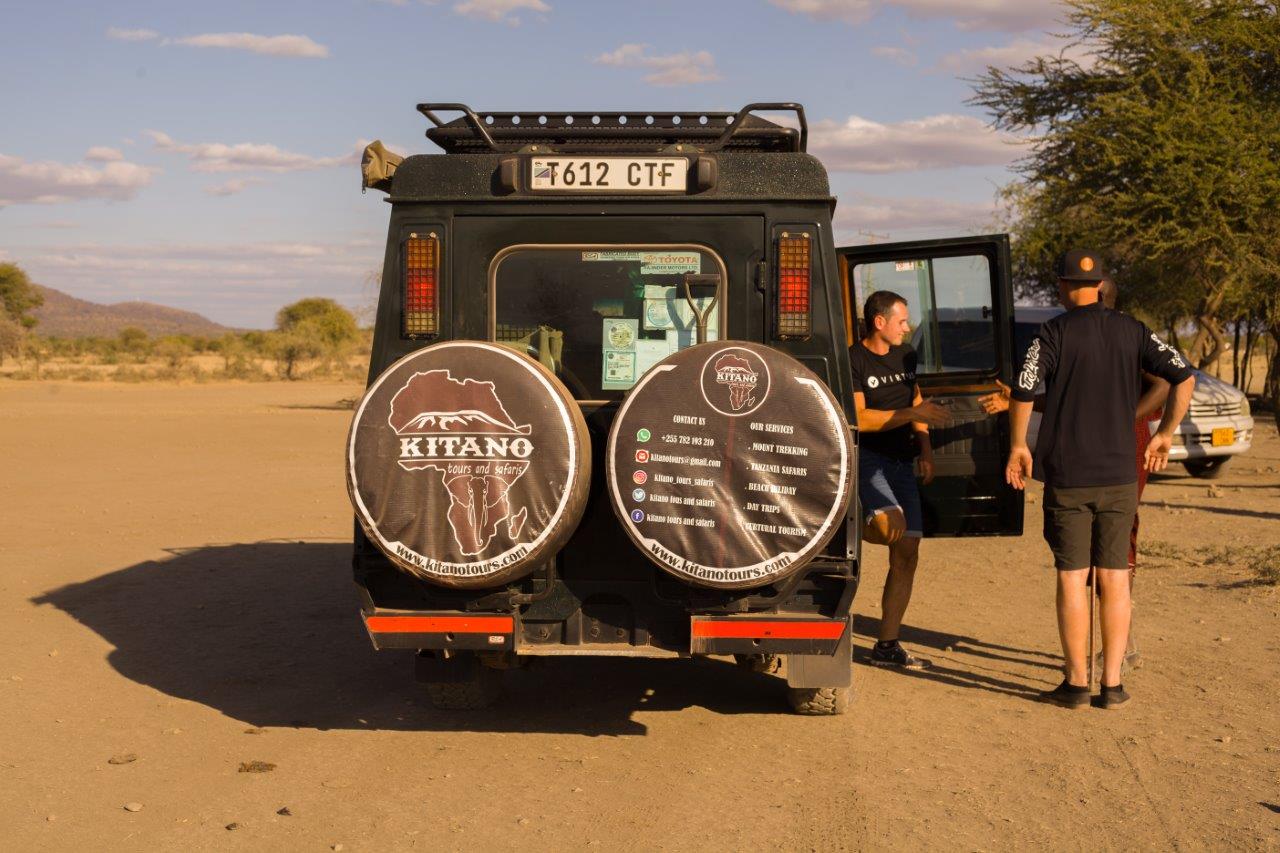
[0,0,1072,328]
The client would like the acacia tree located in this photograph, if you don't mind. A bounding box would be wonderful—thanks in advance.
[272,297,359,380]
[973,0,1280,380]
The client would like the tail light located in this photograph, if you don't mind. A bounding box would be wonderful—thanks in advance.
[403,232,440,337]
[775,231,812,340]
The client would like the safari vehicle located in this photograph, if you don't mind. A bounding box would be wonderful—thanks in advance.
[348,102,1023,715]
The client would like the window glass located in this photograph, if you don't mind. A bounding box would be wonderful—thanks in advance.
[851,254,995,373]
[492,248,721,400]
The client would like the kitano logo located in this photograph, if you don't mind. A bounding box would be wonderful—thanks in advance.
[388,370,534,556]
[701,347,770,417]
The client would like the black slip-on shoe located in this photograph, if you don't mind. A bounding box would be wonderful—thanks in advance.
[1039,679,1091,709]
[869,641,932,670]
[1095,683,1131,710]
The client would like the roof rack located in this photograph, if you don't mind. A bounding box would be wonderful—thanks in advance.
[417,102,808,154]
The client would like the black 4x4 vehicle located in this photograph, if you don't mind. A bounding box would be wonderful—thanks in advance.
[346,103,1023,715]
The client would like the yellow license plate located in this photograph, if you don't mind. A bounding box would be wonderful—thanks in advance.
[1211,427,1235,446]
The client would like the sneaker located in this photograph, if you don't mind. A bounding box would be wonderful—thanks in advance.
[1095,683,1131,710]
[869,641,931,670]
[1039,679,1091,709]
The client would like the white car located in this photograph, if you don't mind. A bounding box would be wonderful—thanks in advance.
[1014,306,1254,479]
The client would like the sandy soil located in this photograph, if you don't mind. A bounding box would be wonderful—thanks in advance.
[2,380,1277,851]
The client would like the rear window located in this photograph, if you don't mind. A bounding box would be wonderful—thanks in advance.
[490,246,724,401]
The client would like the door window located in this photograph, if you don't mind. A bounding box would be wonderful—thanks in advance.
[851,254,996,373]
[490,246,724,401]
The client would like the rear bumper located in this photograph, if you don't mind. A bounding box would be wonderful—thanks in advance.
[362,610,849,658]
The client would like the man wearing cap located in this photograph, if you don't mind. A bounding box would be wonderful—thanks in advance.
[1005,250,1194,709]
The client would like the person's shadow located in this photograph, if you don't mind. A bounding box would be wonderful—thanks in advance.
[34,541,794,736]
[852,614,1057,699]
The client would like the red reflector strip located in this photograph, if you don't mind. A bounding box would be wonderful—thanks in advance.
[404,233,439,336]
[365,615,513,634]
[692,620,844,640]
[776,232,812,338]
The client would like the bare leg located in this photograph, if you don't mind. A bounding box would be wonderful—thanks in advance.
[1097,568,1132,687]
[879,536,921,642]
[1056,569,1090,687]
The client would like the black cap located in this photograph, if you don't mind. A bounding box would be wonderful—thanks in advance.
[1054,249,1106,283]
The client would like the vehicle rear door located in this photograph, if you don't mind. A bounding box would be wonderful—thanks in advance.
[836,235,1023,536]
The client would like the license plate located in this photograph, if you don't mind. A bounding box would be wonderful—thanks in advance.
[529,158,687,192]
[1211,427,1235,446]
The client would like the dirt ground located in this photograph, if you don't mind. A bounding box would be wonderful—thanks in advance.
[2,380,1277,852]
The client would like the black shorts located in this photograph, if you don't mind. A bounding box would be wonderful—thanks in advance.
[1042,483,1139,570]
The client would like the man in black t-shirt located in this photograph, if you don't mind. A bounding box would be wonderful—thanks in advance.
[850,290,950,669]
[1006,250,1194,709]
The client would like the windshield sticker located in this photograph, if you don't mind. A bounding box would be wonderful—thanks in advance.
[895,260,924,272]
[583,250,643,262]
[603,318,638,351]
[635,338,671,377]
[602,350,637,390]
[644,298,676,330]
[641,251,701,275]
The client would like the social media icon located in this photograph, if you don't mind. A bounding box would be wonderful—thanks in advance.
[632,470,647,485]
[636,428,651,442]
[635,449,650,463]
[630,509,645,523]
[632,488,646,502]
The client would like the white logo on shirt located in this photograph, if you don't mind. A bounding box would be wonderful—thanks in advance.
[1018,339,1041,391]
[1149,333,1187,369]
[864,370,913,391]
[867,376,879,389]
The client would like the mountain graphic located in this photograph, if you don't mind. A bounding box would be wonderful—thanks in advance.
[389,370,530,435]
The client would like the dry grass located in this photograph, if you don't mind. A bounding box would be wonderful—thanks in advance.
[1143,539,1280,586]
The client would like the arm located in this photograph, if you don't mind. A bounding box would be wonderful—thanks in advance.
[1005,328,1056,489]
[853,391,950,431]
[1136,371,1171,421]
[912,385,936,484]
[1005,399,1034,489]
[1137,327,1195,472]
[1144,374,1194,472]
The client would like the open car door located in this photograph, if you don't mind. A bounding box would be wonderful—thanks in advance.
[837,235,1023,536]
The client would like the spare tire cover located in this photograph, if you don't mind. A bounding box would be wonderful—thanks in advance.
[347,341,591,588]
[606,341,853,590]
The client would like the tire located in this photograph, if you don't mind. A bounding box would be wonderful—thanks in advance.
[1183,457,1230,479]
[734,653,781,674]
[425,666,503,710]
[787,685,851,716]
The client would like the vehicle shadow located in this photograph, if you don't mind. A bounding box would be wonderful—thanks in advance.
[33,541,791,736]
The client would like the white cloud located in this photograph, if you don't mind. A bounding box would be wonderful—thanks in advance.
[106,27,160,41]
[770,0,1064,32]
[146,131,357,173]
[937,37,1095,73]
[167,32,330,58]
[871,45,917,66]
[809,113,1020,172]
[452,0,550,25]
[593,44,721,86]
[204,177,265,197]
[834,192,1001,238]
[85,147,125,162]
[0,152,156,207]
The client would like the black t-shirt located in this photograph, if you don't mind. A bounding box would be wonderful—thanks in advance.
[849,342,918,461]
[1012,303,1193,488]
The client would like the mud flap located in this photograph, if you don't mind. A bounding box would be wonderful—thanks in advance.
[785,621,852,689]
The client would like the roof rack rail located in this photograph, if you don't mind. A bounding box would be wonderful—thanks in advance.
[416,102,808,154]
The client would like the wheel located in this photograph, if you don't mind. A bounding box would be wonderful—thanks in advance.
[1183,457,1230,479]
[787,685,851,716]
[734,653,781,674]
[425,665,504,710]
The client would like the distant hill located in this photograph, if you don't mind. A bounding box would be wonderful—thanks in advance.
[32,286,233,338]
